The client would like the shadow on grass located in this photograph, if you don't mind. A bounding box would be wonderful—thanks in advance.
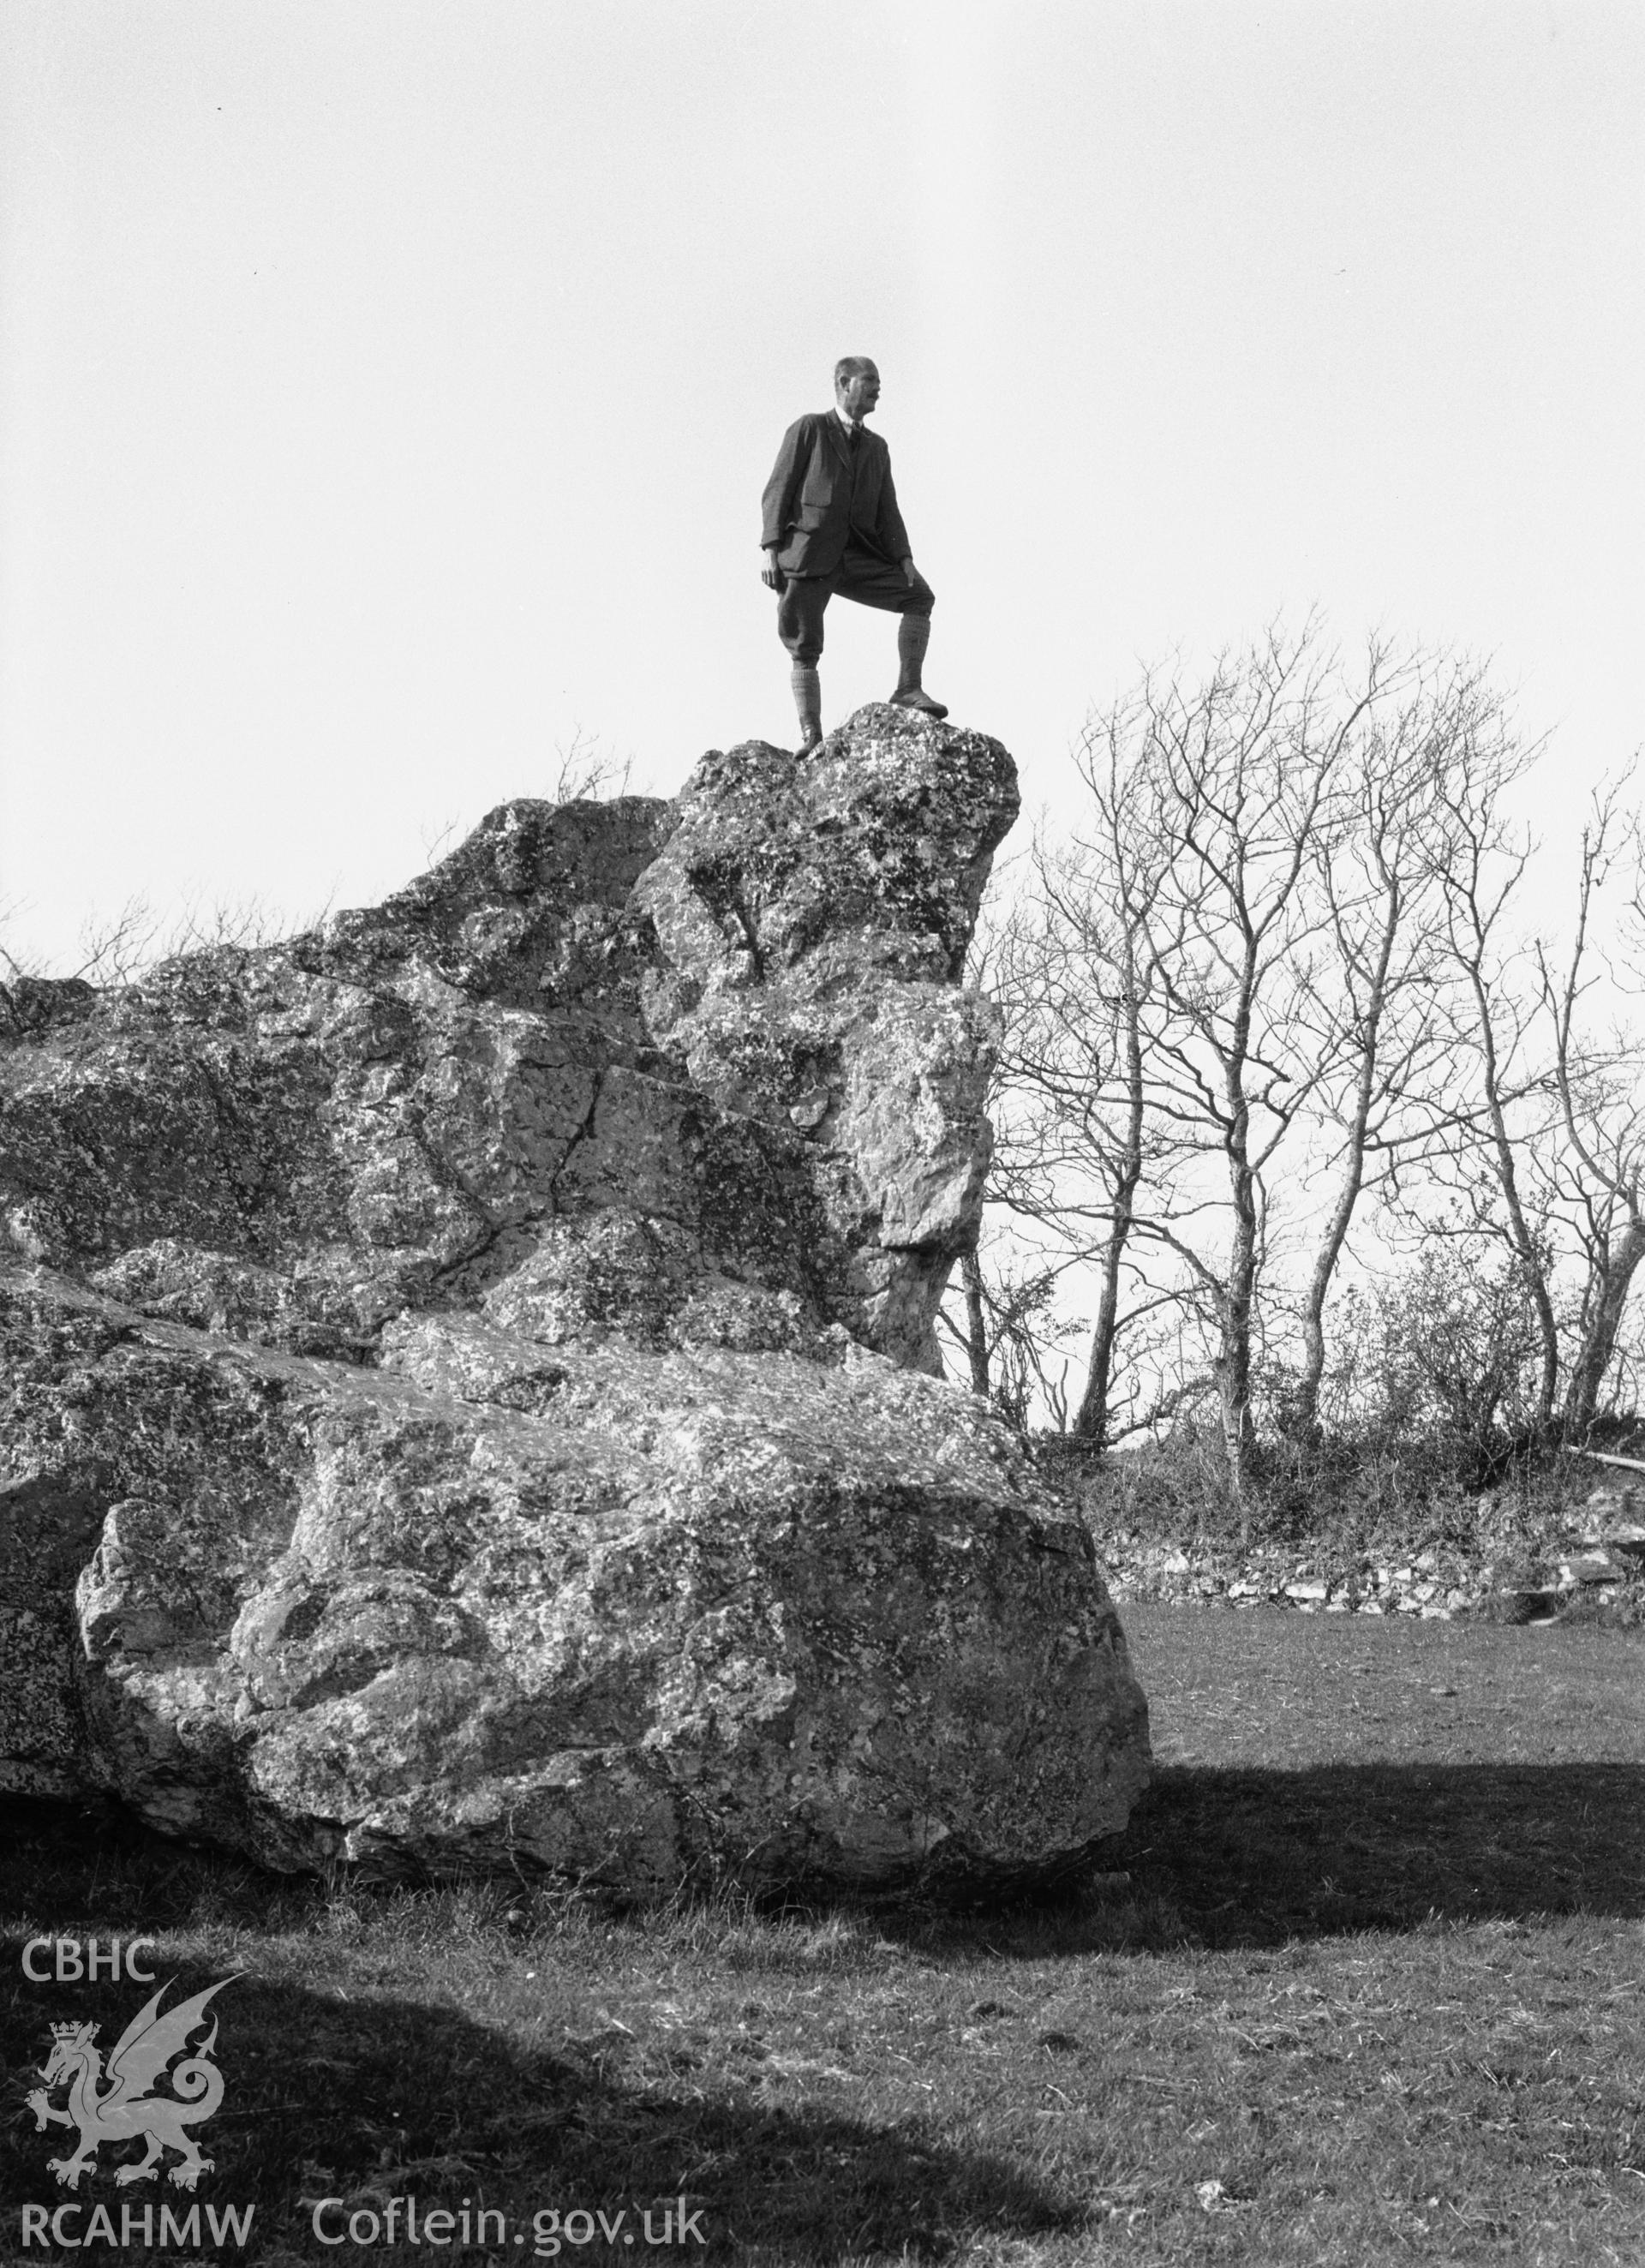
[0,1827,1079,2265]
[1110,1760,1645,1950]
[9,1755,1642,2259]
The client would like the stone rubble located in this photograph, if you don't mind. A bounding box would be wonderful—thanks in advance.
[1096,1476,1645,1625]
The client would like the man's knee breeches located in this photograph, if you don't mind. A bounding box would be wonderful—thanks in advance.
[776,560,936,664]
[776,575,830,666]
[893,570,936,621]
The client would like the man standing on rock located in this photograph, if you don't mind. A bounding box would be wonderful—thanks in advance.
[761,357,947,751]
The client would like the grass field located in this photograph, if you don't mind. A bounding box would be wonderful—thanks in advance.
[5,1605,1644,2265]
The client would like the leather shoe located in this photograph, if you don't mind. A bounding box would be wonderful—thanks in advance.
[889,687,948,719]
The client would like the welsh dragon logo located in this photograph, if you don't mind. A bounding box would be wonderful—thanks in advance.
[27,1977,233,2192]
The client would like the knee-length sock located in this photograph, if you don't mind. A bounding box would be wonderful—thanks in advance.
[791,663,822,745]
[895,613,930,692]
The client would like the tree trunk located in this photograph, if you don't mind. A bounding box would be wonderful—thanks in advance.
[1463,960,1562,1425]
[1563,1218,1645,1433]
[1072,969,1146,1448]
[1293,1174,1359,1445]
[958,1247,991,1397]
[1072,1233,1123,1447]
[1217,1184,1262,1527]
[1293,873,1401,1440]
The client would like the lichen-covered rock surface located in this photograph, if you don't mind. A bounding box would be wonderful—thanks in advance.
[1,706,1150,1891]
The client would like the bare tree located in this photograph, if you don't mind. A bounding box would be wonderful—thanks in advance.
[1433,760,1566,1427]
[1040,626,1426,1503]
[550,728,636,804]
[62,898,164,987]
[1415,745,1645,1445]
[978,627,1553,1505]
[936,1230,1083,1432]
[984,769,1188,1449]
[1538,772,1645,1433]
[1286,660,1524,1439]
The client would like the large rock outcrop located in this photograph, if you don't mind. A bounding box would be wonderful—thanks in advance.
[1,706,1150,1891]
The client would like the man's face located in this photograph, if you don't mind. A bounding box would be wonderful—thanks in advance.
[836,365,881,422]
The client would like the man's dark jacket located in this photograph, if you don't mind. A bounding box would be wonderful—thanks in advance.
[761,412,912,578]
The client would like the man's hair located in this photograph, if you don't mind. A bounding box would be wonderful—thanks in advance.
[834,356,877,387]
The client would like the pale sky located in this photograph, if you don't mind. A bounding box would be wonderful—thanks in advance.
[2,1,1642,972]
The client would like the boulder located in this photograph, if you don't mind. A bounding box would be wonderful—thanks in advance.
[2,1266,1146,1888]
[631,712,1018,1368]
[0,707,1151,1891]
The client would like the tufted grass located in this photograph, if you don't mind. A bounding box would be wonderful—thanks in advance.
[3,1607,1644,2265]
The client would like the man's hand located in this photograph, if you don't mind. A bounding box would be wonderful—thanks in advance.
[901,556,918,587]
[761,548,783,592]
